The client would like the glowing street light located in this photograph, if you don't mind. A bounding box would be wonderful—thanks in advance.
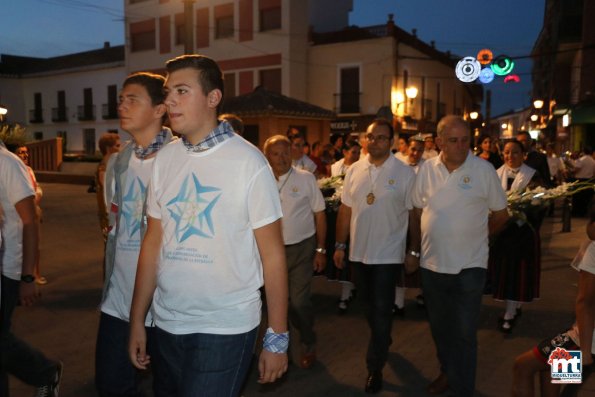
[533,99,544,109]
[530,114,538,122]
[405,86,418,99]
[469,111,479,120]
[501,123,508,129]
[0,106,7,122]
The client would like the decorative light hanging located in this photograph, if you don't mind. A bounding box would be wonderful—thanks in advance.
[455,56,481,82]
[490,55,514,76]
[478,67,495,84]
[476,49,493,65]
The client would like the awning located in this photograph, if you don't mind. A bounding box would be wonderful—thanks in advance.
[570,103,595,124]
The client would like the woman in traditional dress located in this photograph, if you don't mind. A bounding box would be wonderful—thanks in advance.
[328,139,361,313]
[489,139,546,333]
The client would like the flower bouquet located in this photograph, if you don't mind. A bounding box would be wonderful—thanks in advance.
[317,175,344,211]
[506,181,594,223]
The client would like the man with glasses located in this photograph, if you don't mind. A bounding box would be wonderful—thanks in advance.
[333,118,417,394]
[287,128,318,175]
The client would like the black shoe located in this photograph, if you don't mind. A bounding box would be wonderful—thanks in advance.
[365,371,383,394]
[392,304,404,317]
[498,316,516,334]
[416,294,425,308]
[35,361,62,397]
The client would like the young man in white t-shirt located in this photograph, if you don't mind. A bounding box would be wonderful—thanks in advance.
[128,55,288,396]
[96,72,172,396]
[0,143,62,396]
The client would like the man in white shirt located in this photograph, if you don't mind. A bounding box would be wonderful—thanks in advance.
[0,143,62,396]
[333,119,417,394]
[410,115,509,397]
[96,72,172,396]
[287,128,318,175]
[264,135,326,369]
[128,55,288,395]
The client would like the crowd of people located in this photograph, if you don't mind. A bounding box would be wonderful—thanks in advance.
[0,52,593,397]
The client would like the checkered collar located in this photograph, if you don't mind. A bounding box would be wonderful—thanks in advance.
[133,127,172,159]
[181,121,235,153]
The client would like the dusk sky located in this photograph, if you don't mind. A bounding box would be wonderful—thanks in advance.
[0,0,545,116]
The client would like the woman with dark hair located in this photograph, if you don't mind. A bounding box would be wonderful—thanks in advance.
[489,139,546,333]
[476,133,503,169]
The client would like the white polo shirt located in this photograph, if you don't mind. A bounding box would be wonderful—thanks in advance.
[0,147,36,280]
[342,154,415,264]
[277,167,325,245]
[412,152,507,274]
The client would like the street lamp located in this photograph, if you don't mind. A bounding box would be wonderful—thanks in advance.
[405,86,418,116]
[533,99,544,109]
[0,106,7,122]
[469,111,479,120]
[530,114,538,122]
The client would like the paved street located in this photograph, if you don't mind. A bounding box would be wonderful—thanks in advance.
[8,183,595,396]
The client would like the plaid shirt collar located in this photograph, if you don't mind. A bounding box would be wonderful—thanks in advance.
[181,121,235,153]
[133,127,171,159]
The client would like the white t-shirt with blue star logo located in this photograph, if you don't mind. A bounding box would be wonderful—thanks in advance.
[102,156,154,325]
[146,136,282,335]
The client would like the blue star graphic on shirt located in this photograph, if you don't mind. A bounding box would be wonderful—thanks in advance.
[166,173,221,242]
[121,177,146,237]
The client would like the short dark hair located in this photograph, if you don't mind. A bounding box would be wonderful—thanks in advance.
[343,138,361,151]
[503,139,526,153]
[369,118,394,139]
[166,54,224,113]
[123,72,166,106]
[219,113,244,135]
[98,132,120,155]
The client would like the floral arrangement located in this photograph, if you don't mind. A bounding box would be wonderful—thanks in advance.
[317,175,344,211]
[507,181,594,221]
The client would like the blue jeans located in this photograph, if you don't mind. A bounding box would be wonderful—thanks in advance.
[155,326,258,397]
[0,276,59,396]
[421,267,486,397]
[95,312,163,397]
[353,262,399,372]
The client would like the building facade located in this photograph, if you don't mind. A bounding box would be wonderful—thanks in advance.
[0,44,126,154]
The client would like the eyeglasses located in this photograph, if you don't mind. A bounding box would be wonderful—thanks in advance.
[365,134,390,143]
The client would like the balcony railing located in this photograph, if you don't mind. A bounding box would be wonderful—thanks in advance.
[334,92,361,114]
[51,107,68,122]
[102,103,118,120]
[29,109,44,123]
[77,105,96,121]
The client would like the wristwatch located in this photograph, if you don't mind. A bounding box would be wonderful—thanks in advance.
[315,247,327,255]
[408,250,420,258]
[335,242,347,251]
[21,274,35,283]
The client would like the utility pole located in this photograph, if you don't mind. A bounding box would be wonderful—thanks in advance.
[183,0,196,55]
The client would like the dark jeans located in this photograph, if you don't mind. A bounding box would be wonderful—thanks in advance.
[0,275,58,396]
[421,267,486,397]
[154,326,258,397]
[95,312,162,397]
[353,262,399,372]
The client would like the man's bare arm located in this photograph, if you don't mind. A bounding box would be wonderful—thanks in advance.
[15,195,39,306]
[254,220,288,383]
[128,216,162,370]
